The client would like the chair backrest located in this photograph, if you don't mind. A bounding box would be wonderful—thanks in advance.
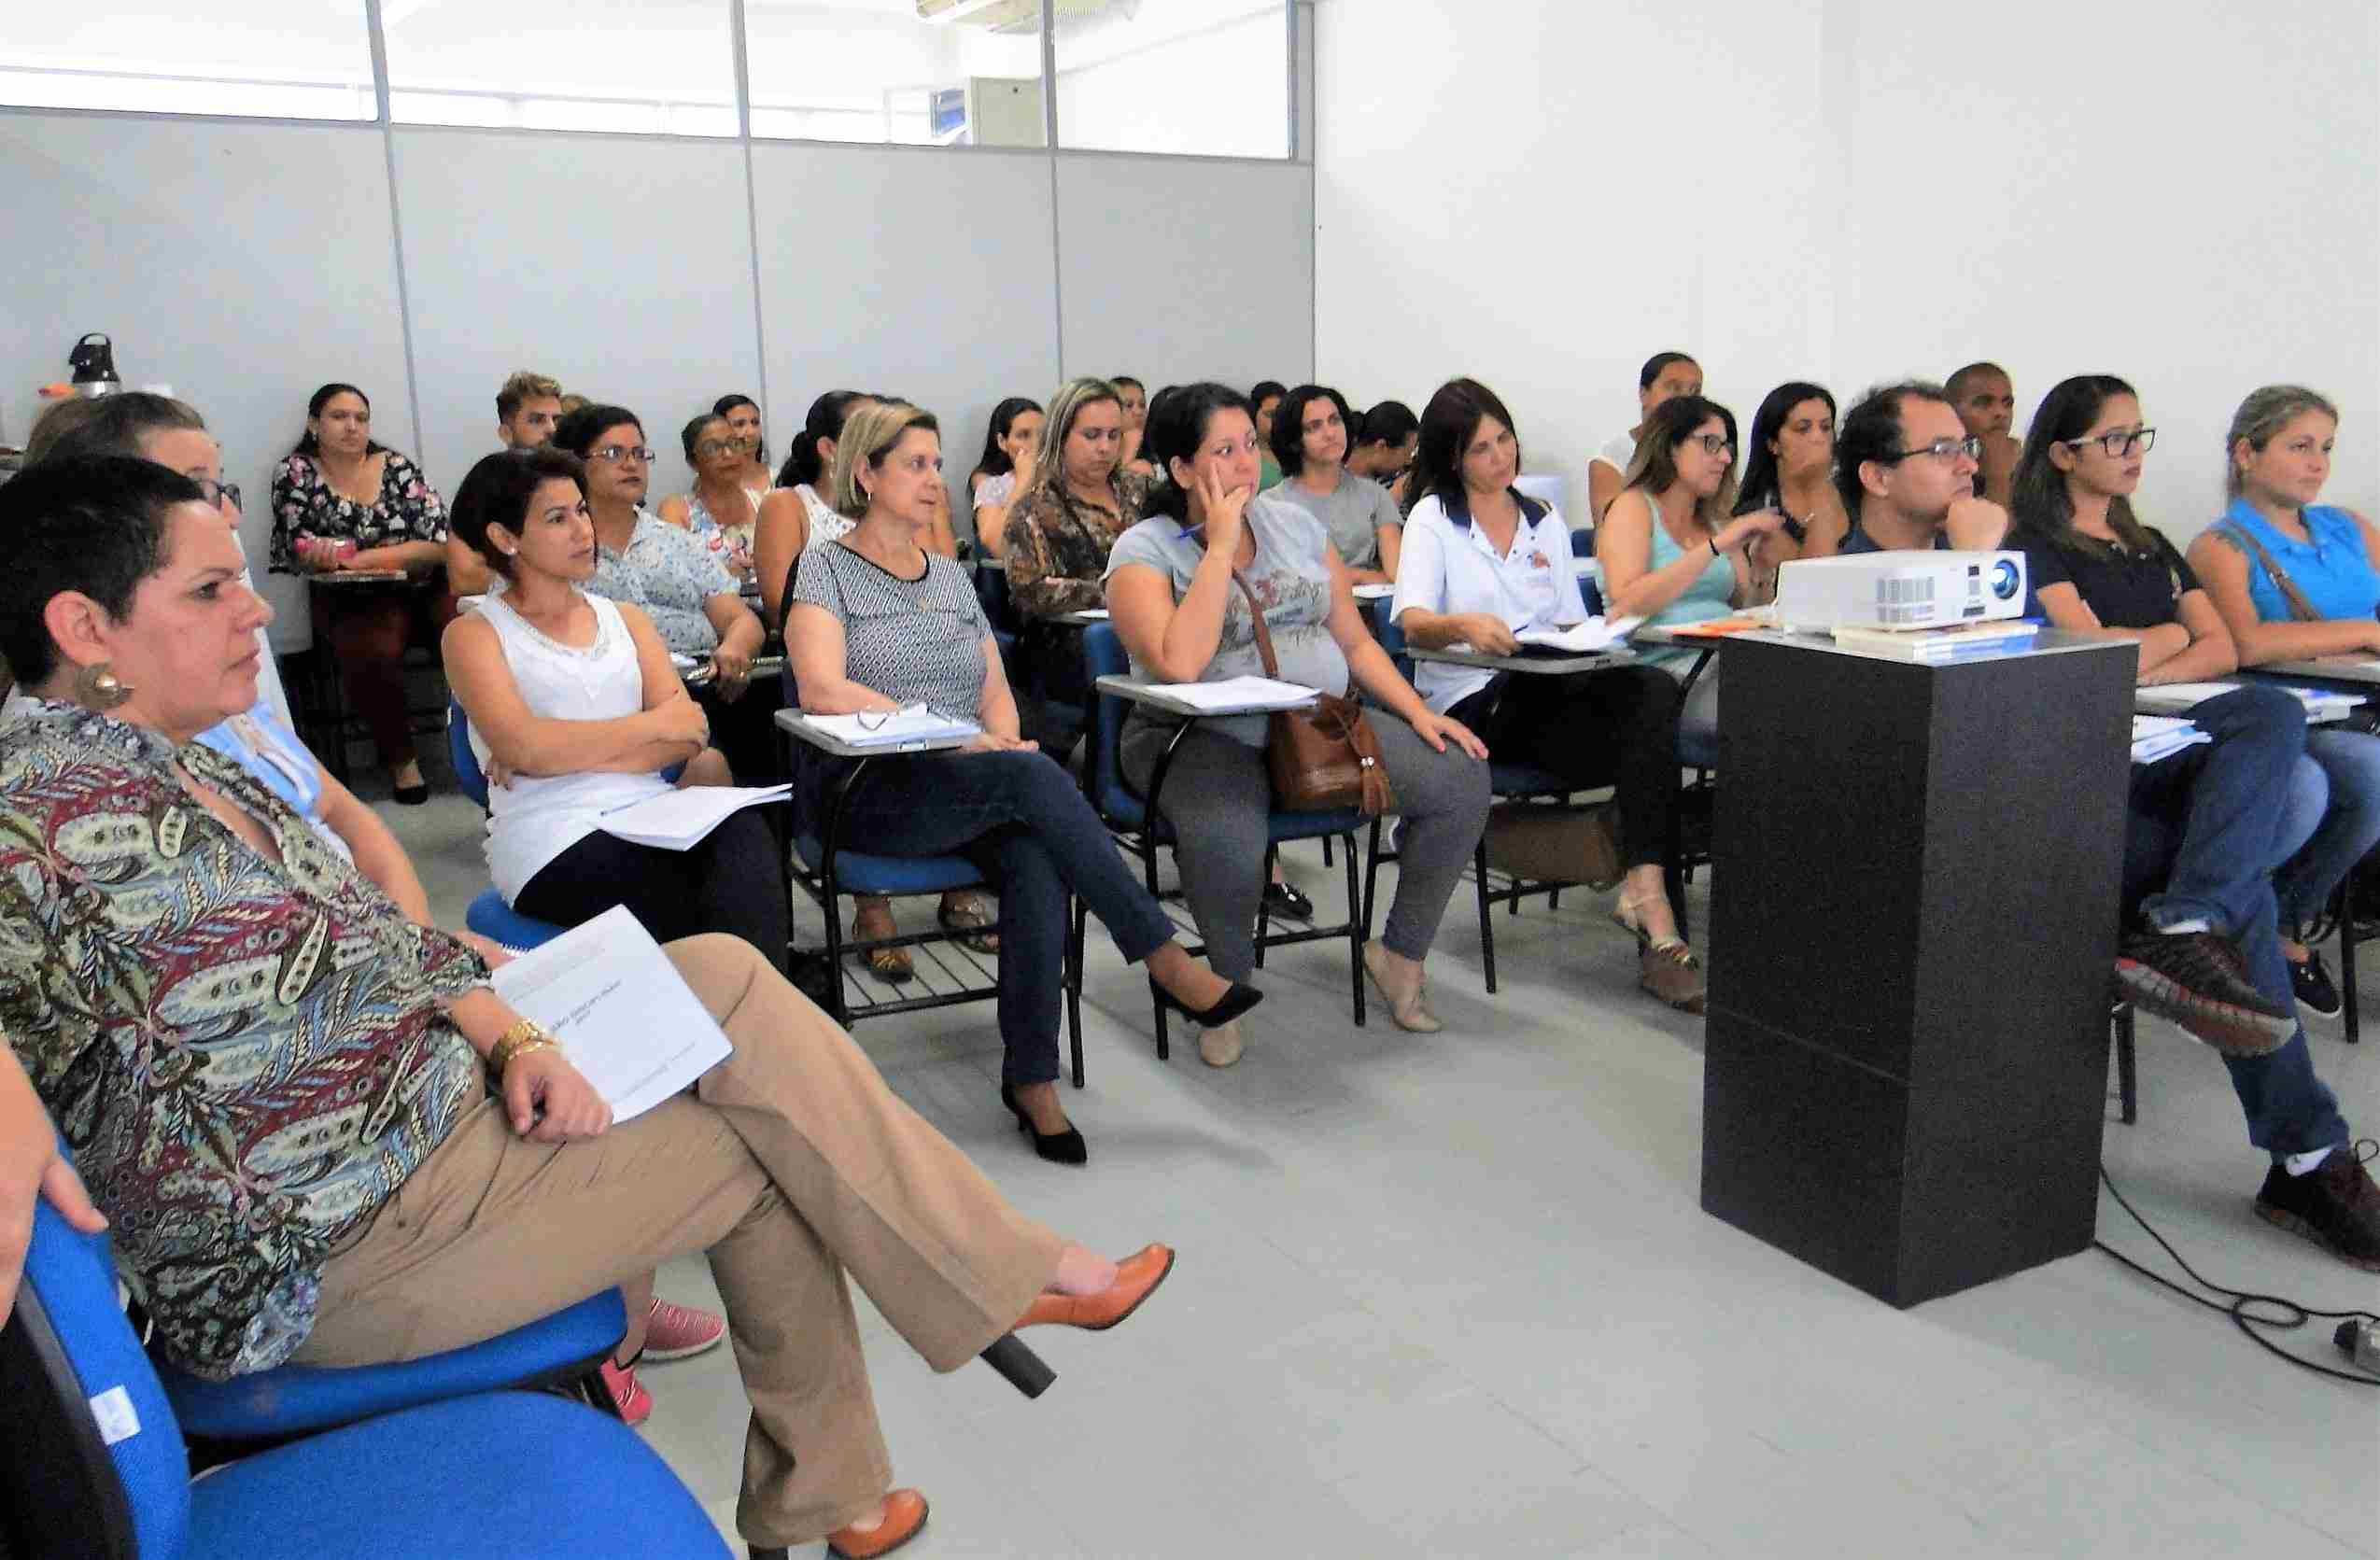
[1570,527,1608,616]
[447,698,490,812]
[1080,623,1133,817]
[1368,597,1414,682]
[0,1137,189,1560]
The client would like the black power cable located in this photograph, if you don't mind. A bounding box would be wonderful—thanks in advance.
[2093,1148,2380,1386]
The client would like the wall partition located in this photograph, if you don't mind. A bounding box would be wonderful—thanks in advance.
[0,1,1317,649]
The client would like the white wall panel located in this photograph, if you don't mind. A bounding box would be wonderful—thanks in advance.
[1056,154,1313,398]
[750,142,1060,545]
[390,129,763,509]
[0,113,412,650]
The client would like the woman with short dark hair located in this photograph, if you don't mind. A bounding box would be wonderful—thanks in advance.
[657,411,760,580]
[1587,351,1701,523]
[1266,384,1404,583]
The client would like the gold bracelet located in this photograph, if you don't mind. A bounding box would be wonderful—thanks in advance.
[486,1019,557,1078]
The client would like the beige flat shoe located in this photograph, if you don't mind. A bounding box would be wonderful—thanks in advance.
[1199,1019,1245,1068]
[1362,942,1443,1033]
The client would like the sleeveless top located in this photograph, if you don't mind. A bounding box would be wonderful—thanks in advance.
[2212,499,2380,625]
[472,592,676,901]
[796,483,853,552]
[683,484,765,562]
[1627,489,1738,671]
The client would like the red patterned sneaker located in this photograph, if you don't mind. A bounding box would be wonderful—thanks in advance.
[598,1358,653,1426]
[642,1297,726,1362]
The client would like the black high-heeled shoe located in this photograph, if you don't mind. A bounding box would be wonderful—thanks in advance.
[1000,1084,1087,1166]
[1155,979,1264,1030]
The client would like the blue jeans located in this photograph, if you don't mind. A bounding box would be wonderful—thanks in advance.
[2125,686,2350,1159]
[807,748,1178,1089]
[2274,726,2380,931]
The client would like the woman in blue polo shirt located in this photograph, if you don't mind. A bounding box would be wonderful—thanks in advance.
[1391,378,1708,1012]
[2186,384,2380,1019]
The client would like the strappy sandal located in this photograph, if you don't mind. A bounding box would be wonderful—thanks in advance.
[937,892,1000,954]
[852,906,914,983]
[1613,889,1706,1013]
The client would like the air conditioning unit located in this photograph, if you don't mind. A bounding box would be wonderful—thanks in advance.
[917,0,1128,30]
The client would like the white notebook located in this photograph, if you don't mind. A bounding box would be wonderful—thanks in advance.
[487,906,731,1122]
[599,784,791,850]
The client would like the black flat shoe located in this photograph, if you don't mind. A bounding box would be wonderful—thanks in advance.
[1000,1084,1087,1166]
[1156,979,1264,1030]
[1261,880,1315,921]
[391,782,430,806]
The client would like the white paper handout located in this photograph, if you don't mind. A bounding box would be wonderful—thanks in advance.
[1147,675,1320,712]
[487,905,731,1122]
[599,783,791,850]
[1513,616,1643,654]
[2134,682,2367,723]
[1350,583,1395,600]
[2130,715,2211,766]
[799,708,980,747]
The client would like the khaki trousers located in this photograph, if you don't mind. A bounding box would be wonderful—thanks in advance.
[293,934,1063,1547]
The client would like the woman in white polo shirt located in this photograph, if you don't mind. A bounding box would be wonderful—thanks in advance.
[1391,378,1705,1012]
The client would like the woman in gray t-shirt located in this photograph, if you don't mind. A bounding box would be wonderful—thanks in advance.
[1106,384,1491,1047]
[787,401,1262,1161]
[1265,384,1404,582]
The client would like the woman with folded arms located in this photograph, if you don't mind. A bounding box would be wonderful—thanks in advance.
[1269,384,1405,584]
[966,396,1043,560]
[444,447,787,966]
[2185,384,2380,1017]
[754,389,870,634]
[658,411,760,580]
[0,456,1184,1560]
[2007,375,2374,1270]
[1106,383,1492,1050]
[1004,378,1149,621]
[1732,380,1848,557]
[269,381,457,803]
[787,401,1260,1160]
[1393,378,1708,1013]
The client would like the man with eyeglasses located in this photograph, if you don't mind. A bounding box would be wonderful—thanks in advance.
[1946,361,2021,507]
[1833,381,2010,555]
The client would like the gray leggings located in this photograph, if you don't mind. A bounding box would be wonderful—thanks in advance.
[1122,713,1491,980]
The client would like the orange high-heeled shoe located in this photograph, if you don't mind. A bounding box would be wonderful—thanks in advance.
[1016,1244,1176,1332]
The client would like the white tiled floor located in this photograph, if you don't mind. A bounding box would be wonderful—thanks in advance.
[388,794,2380,1560]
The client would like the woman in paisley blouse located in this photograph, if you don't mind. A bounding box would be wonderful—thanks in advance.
[269,382,456,803]
[0,456,1180,1560]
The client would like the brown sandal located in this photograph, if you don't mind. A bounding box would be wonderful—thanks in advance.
[852,909,914,983]
[937,893,999,954]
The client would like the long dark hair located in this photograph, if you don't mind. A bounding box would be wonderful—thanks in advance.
[1142,382,1256,524]
[775,390,867,489]
[971,396,1042,485]
[1270,385,1356,479]
[1407,377,1522,516]
[2009,374,2156,558]
[1734,381,1835,516]
[290,382,386,459]
[712,393,767,470]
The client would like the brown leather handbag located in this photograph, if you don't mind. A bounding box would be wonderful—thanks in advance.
[1232,571,1395,815]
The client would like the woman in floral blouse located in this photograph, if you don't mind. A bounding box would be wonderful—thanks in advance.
[269,382,456,802]
[0,456,1178,1559]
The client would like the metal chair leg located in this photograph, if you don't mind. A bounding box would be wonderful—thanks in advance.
[2113,1001,2138,1126]
[2338,874,2361,1045]
[1344,828,1365,1028]
[1065,895,1085,1089]
[1474,840,1498,994]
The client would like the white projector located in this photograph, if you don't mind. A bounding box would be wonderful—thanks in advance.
[1774,551,2027,631]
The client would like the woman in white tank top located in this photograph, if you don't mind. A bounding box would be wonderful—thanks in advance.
[444,448,788,961]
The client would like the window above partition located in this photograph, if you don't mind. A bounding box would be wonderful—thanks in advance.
[385,0,739,135]
[0,3,376,120]
[1054,0,1288,160]
[742,0,1048,148]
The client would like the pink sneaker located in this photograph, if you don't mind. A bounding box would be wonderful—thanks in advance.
[642,1297,726,1362]
[598,1358,652,1426]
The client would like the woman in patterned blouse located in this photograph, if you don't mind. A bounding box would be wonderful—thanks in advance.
[269,382,456,803]
[0,456,1181,1558]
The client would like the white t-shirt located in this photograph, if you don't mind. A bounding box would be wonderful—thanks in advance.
[471,592,675,901]
[1390,491,1589,714]
[1591,429,1639,478]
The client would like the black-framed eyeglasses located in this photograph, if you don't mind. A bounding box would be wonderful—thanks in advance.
[2063,428,2157,457]
[1689,434,1735,458]
[694,440,739,458]
[1883,436,1983,465]
[588,444,655,465]
[191,477,242,510]
[854,702,927,731]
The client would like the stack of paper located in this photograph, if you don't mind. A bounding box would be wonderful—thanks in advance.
[1147,676,1319,712]
[2131,715,2210,766]
[1514,616,1643,653]
[599,783,791,850]
[1351,583,1395,600]
[1829,620,2042,662]
[487,906,732,1122]
[798,709,980,747]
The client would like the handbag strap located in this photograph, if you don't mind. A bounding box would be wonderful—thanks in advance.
[2216,521,2323,624]
[1230,569,1285,679]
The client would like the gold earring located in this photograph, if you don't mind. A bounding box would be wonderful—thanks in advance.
[74,662,134,711]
